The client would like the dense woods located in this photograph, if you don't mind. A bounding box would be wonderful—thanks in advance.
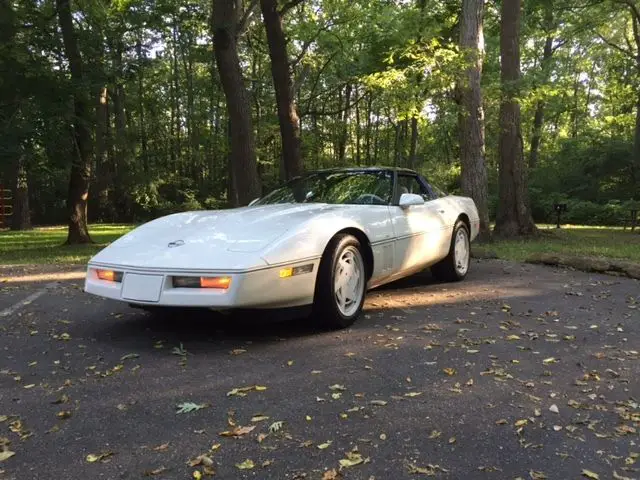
[1,0,639,240]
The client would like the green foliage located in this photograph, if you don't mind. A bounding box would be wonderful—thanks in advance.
[1,0,638,228]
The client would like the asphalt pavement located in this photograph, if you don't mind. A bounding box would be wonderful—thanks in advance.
[0,259,639,479]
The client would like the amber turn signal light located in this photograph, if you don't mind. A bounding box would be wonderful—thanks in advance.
[172,276,231,289]
[200,276,231,289]
[95,269,123,282]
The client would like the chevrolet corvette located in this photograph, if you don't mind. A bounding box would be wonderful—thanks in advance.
[84,167,480,328]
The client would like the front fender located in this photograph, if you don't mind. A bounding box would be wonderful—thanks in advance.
[259,215,373,266]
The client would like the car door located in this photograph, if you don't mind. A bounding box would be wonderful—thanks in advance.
[389,173,450,276]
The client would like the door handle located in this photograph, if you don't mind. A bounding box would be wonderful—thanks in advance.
[438,209,445,214]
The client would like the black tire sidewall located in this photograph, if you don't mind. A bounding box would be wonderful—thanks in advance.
[452,221,470,280]
[314,234,366,327]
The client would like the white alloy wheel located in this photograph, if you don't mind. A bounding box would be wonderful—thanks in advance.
[333,245,365,317]
[454,227,470,276]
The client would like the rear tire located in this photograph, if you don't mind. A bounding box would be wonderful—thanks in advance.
[312,234,367,329]
[431,220,470,282]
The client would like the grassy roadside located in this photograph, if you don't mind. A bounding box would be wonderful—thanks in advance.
[475,224,640,263]
[0,224,133,266]
[1,223,639,267]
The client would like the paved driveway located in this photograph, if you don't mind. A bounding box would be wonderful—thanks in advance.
[0,259,638,479]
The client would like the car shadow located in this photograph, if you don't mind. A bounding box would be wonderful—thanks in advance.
[89,268,444,353]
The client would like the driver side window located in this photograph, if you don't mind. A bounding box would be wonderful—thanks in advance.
[397,175,433,202]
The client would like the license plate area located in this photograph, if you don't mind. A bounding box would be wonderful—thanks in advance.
[121,273,164,302]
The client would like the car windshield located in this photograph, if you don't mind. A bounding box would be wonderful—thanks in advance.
[254,170,393,205]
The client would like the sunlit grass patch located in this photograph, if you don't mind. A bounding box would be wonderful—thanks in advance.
[482,225,640,263]
[0,224,134,266]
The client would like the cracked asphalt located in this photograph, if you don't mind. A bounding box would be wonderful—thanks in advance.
[0,258,639,479]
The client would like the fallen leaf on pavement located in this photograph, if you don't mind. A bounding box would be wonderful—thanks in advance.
[322,469,341,479]
[219,425,255,437]
[227,385,267,396]
[339,451,366,467]
[581,470,599,479]
[529,471,547,479]
[269,421,283,433]
[143,467,168,476]
[188,455,214,468]
[86,451,114,463]
[235,459,254,470]
[407,462,448,475]
[317,441,332,449]
[0,438,15,462]
[176,402,208,414]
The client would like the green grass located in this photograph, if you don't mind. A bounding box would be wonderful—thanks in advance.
[1,223,639,267]
[480,224,640,263]
[0,224,134,266]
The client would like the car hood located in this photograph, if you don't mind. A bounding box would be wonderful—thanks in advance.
[89,204,342,271]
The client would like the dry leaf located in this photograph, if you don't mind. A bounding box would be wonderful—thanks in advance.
[250,415,269,422]
[322,469,341,480]
[86,451,114,463]
[143,466,168,476]
[529,471,547,479]
[235,459,254,470]
[226,385,267,396]
[339,451,365,467]
[188,455,214,468]
[443,368,456,376]
[581,470,599,479]
[407,463,448,474]
[219,425,255,437]
[317,441,332,449]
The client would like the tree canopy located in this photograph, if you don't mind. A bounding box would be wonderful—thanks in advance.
[1,0,638,238]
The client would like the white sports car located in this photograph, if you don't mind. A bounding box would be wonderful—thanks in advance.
[84,167,479,328]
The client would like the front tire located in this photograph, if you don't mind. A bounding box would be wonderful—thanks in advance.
[431,220,470,282]
[312,234,367,329]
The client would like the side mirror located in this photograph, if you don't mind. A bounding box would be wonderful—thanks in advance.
[248,198,259,206]
[399,193,425,208]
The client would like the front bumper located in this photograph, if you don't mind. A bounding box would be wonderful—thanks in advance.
[84,260,320,309]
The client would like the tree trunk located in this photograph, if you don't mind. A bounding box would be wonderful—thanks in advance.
[94,86,111,220]
[408,116,418,169]
[458,0,490,240]
[355,85,361,164]
[634,90,640,196]
[56,0,93,244]
[528,31,553,169]
[494,0,537,237]
[337,83,351,163]
[365,92,373,164]
[259,0,303,180]
[136,38,149,173]
[212,0,261,206]
[11,151,30,230]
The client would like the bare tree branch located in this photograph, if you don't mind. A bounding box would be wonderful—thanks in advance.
[595,31,636,59]
[279,0,304,16]
[301,90,369,117]
[237,0,259,35]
